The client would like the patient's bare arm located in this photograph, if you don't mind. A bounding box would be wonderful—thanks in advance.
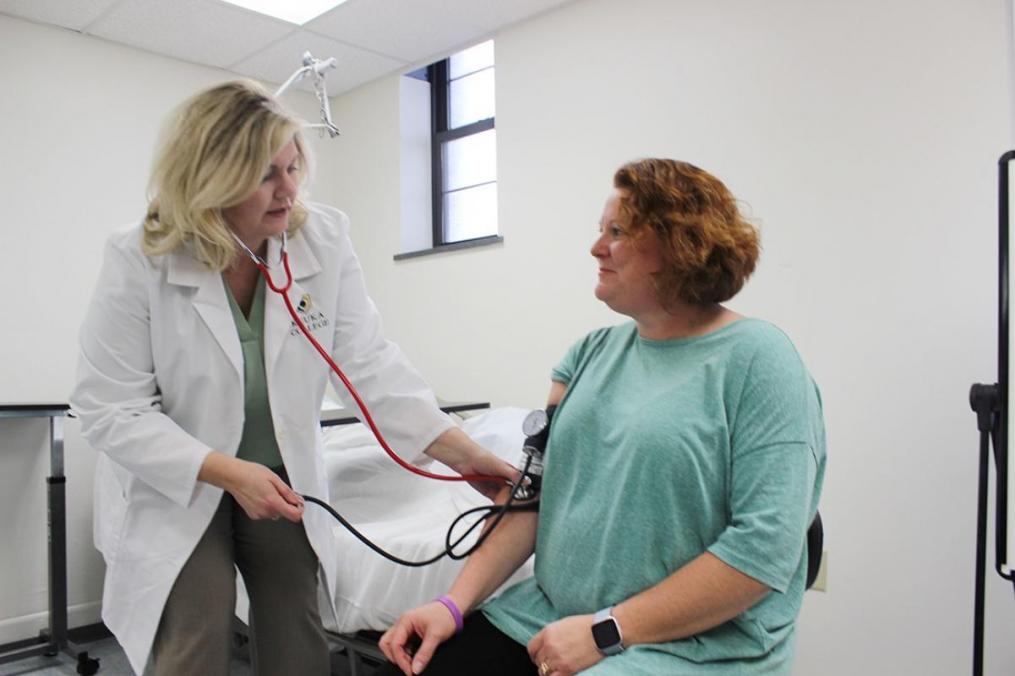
[379,381,566,675]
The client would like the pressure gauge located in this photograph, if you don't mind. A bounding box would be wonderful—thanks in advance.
[522,409,550,437]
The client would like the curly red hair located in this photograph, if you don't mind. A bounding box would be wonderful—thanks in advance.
[613,159,760,307]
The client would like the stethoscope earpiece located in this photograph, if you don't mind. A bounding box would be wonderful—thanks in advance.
[230,229,288,271]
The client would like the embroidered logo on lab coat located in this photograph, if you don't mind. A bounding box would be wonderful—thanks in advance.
[290,293,330,336]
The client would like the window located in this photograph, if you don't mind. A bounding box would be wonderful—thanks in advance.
[430,40,498,247]
[395,41,500,260]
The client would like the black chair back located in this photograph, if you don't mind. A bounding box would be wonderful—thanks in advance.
[805,512,824,589]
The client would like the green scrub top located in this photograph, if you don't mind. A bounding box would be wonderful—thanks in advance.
[224,274,284,469]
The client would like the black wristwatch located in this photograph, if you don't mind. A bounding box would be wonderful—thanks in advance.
[591,607,624,656]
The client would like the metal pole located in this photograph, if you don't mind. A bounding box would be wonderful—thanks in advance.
[46,414,68,652]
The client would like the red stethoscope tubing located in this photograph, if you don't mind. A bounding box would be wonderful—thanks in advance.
[257,251,503,485]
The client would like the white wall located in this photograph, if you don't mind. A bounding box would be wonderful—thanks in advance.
[0,14,325,645]
[3,1,1015,673]
[323,0,1015,673]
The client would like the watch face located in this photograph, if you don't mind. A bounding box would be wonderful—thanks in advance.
[592,618,621,649]
[522,409,549,437]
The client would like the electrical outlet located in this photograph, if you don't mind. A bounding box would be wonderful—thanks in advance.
[810,550,828,592]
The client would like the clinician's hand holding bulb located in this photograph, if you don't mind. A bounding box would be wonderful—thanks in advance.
[198,451,305,522]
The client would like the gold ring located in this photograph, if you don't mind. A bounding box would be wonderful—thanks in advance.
[539,662,551,676]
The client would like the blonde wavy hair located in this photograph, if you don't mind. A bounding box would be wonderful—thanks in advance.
[142,80,312,270]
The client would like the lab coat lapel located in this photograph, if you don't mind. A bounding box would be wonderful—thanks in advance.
[167,248,243,379]
[264,232,322,377]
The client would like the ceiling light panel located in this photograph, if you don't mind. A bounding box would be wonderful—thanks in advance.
[219,0,348,25]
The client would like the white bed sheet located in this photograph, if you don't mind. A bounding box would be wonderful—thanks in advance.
[236,406,536,635]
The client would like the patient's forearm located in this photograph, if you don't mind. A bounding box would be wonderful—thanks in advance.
[446,487,538,615]
[614,552,770,646]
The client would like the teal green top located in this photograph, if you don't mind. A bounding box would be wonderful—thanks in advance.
[482,319,826,675]
[224,275,283,469]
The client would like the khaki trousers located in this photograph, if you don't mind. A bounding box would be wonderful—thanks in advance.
[151,481,329,675]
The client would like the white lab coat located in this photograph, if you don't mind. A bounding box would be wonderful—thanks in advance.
[70,203,453,674]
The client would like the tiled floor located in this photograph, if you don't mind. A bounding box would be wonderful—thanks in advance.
[0,637,148,676]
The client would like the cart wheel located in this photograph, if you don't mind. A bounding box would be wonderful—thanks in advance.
[76,652,100,675]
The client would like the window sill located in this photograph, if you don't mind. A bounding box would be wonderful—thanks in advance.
[393,235,503,261]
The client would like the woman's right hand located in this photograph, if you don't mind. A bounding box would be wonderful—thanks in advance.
[198,452,304,521]
[379,601,459,675]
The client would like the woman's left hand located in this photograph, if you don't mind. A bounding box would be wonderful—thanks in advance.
[527,614,603,676]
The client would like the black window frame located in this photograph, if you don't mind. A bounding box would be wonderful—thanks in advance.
[427,56,497,248]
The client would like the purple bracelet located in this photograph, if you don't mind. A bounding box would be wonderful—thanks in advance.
[435,595,464,634]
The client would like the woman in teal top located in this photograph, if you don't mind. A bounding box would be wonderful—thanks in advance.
[377,158,826,676]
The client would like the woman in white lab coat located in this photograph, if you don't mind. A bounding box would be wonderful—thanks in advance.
[70,80,515,675]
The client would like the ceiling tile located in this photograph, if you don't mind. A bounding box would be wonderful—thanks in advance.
[0,0,123,31]
[306,0,574,63]
[306,0,488,62]
[86,0,294,69]
[232,29,406,95]
[2,0,578,98]
[308,0,576,63]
